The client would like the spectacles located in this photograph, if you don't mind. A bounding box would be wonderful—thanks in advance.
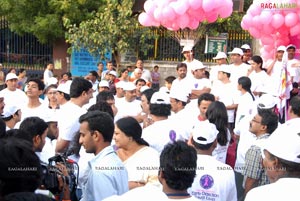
[251,118,262,124]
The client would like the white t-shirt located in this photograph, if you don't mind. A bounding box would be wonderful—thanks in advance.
[183,59,202,79]
[188,155,237,201]
[114,99,142,122]
[245,178,300,201]
[248,70,271,98]
[264,60,284,96]
[43,69,54,86]
[170,77,192,96]
[209,65,221,85]
[0,88,27,107]
[211,81,240,123]
[190,77,211,90]
[212,129,231,164]
[142,119,187,153]
[123,146,160,186]
[235,92,254,127]
[287,58,300,83]
[229,63,251,85]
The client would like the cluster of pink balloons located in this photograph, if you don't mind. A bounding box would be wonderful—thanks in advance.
[241,0,300,60]
[138,0,233,30]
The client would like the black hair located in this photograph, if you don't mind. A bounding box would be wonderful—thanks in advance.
[120,68,128,74]
[150,104,171,117]
[268,151,300,176]
[57,91,70,101]
[290,96,300,117]
[18,117,48,143]
[89,70,98,78]
[79,110,114,142]
[115,117,149,146]
[69,77,92,98]
[176,63,187,71]
[160,141,197,190]
[206,101,229,146]
[45,84,57,94]
[26,78,45,91]
[96,91,114,104]
[251,55,264,71]
[164,76,176,84]
[88,102,114,119]
[18,68,26,75]
[238,76,255,101]
[4,192,53,201]
[258,109,278,134]
[141,88,155,104]
[135,78,146,85]
[2,110,20,122]
[61,72,72,79]
[197,93,215,106]
[0,138,42,196]
[0,118,6,138]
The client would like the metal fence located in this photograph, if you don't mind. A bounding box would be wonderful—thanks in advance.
[139,29,252,62]
[0,17,52,72]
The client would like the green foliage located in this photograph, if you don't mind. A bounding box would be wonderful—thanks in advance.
[0,0,103,43]
[64,0,154,65]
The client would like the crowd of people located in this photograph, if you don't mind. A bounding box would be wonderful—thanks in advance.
[0,43,300,201]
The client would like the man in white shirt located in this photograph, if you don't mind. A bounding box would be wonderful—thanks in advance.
[43,62,54,86]
[170,63,191,96]
[2,105,21,131]
[131,59,152,85]
[188,120,237,201]
[228,48,251,85]
[0,73,27,107]
[286,44,300,84]
[182,45,201,79]
[210,52,228,84]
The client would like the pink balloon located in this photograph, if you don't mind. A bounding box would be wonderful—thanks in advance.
[202,0,215,12]
[178,14,190,29]
[252,15,263,30]
[219,5,233,18]
[259,11,272,25]
[248,4,261,17]
[242,14,253,29]
[172,1,188,15]
[188,19,200,29]
[188,0,202,10]
[241,21,248,30]
[290,24,300,36]
[144,0,156,14]
[261,35,274,45]
[138,12,152,26]
[192,8,205,21]
[271,14,284,29]
[153,7,163,21]
[285,13,298,27]
[206,12,218,23]
[249,27,261,38]
[162,6,176,20]
[262,24,275,35]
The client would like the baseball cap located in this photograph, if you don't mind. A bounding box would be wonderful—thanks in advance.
[192,120,219,145]
[115,81,126,89]
[277,45,286,52]
[57,80,72,95]
[169,89,189,103]
[182,45,193,53]
[140,85,150,93]
[191,60,205,71]
[99,80,109,88]
[286,44,296,50]
[108,70,117,77]
[218,64,231,74]
[44,111,58,123]
[257,94,277,109]
[47,77,58,86]
[2,105,20,118]
[213,52,227,60]
[241,44,251,50]
[123,82,136,91]
[150,92,170,104]
[228,48,244,56]
[5,73,18,82]
[262,126,300,163]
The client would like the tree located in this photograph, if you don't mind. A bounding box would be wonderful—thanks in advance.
[0,0,103,43]
[64,0,154,68]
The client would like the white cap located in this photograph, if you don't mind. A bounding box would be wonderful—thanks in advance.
[182,45,193,53]
[192,120,219,145]
[263,127,300,163]
[108,70,117,77]
[57,80,72,95]
[286,44,296,50]
[140,85,150,93]
[5,73,18,82]
[213,52,227,60]
[191,60,205,71]
[2,104,20,118]
[150,92,170,104]
[169,89,189,103]
[277,45,286,52]
[47,77,58,86]
[123,82,136,91]
[257,94,277,109]
[99,80,109,88]
[44,111,58,122]
[228,48,244,56]
[159,86,169,94]
[241,44,251,50]
[115,81,126,89]
[218,64,231,74]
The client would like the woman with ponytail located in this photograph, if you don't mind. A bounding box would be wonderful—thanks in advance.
[113,117,160,189]
[235,76,255,128]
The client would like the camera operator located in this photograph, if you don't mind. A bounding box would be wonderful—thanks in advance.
[14,117,72,200]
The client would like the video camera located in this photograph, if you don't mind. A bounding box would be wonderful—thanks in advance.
[41,154,78,195]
